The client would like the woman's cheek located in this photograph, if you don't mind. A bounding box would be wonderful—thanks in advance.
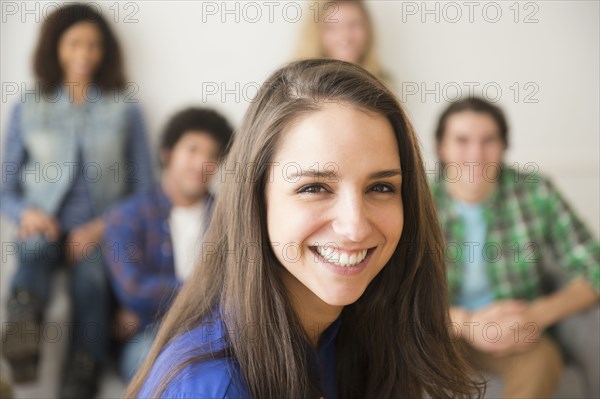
[377,205,404,241]
[288,207,324,242]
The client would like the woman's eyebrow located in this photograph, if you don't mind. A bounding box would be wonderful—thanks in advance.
[287,168,402,180]
[287,169,338,180]
[368,169,403,179]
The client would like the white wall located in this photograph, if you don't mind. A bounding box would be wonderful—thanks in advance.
[2,0,598,232]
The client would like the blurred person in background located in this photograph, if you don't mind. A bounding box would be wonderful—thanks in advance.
[104,108,233,381]
[103,107,233,382]
[294,0,393,87]
[430,97,600,398]
[0,4,154,398]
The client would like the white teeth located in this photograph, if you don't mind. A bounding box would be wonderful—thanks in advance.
[314,246,369,267]
[349,254,357,264]
[339,253,348,265]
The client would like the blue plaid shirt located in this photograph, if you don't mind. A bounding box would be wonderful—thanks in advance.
[103,184,215,328]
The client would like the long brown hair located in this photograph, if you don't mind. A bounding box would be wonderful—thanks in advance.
[125,59,483,399]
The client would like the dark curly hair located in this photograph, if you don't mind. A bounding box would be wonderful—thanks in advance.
[33,3,126,91]
[159,107,234,164]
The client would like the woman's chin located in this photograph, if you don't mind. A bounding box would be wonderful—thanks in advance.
[316,287,364,307]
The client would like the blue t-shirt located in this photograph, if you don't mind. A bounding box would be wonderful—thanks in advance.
[137,308,343,398]
[454,200,495,310]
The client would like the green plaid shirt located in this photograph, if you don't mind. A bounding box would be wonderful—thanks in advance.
[429,165,600,305]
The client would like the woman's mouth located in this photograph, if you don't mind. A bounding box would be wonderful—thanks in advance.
[309,245,376,275]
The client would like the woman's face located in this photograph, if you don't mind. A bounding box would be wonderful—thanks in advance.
[321,2,369,64]
[58,21,103,81]
[266,102,404,307]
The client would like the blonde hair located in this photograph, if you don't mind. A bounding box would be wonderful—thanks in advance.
[294,0,391,85]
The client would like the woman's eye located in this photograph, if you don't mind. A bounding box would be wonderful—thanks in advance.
[370,183,395,193]
[298,184,327,194]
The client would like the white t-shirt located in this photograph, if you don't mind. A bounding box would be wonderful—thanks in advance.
[168,197,208,281]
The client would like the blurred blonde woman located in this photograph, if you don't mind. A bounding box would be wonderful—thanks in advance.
[294,0,393,86]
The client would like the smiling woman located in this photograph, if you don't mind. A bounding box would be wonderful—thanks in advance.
[266,102,404,329]
[126,59,484,399]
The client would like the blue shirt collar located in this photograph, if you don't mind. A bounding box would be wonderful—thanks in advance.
[316,314,343,350]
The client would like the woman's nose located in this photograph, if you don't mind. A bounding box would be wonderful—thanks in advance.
[331,192,372,243]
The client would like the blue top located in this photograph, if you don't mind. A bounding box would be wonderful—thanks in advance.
[454,200,495,310]
[137,309,343,399]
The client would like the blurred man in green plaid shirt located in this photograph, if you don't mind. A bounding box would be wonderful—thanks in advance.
[429,97,599,398]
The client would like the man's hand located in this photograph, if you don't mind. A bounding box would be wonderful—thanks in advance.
[18,208,61,241]
[461,300,544,356]
[452,278,599,359]
[114,308,141,342]
[65,217,105,265]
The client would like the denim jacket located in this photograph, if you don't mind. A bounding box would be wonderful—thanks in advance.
[1,85,155,225]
